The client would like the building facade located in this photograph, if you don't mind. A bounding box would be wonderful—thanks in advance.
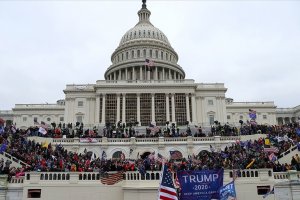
[3,0,296,129]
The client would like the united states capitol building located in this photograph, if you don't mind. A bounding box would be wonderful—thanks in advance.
[1,1,300,200]
[0,1,299,130]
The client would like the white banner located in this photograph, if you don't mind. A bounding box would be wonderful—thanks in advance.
[79,138,97,143]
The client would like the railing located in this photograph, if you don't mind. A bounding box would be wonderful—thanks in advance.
[135,138,159,142]
[7,169,294,186]
[9,176,24,184]
[193,137,215,141]
[107,138,131,143]
[32,136,242,146]
[164,137,187,142]
[39,172,70,181]
[227,102,275,106]
[65,84,95,90]
[0,151,30,167]
[277,145,298,159]
[53,138,76,143]
[96,79,196,85]
[220,136,241,141]
[273,172,289,180]
[14,104,64,109]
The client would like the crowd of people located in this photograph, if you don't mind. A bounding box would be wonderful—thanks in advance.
[0,119,300,182]
[0,121,299,182]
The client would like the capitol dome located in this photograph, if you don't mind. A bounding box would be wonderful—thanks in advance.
[119,17,171,47]
[104,1,185,81]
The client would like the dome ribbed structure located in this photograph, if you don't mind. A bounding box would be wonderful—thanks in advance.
[104,0,185,81]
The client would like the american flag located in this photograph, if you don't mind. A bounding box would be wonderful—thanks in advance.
[145,58,154,66]
[158,165,178,200]
[157,153,167,163]
[170,151,182,160]
[174,175,181,191]
[100,171,124,185]
[120,152,125,160]
[148,151,155,160]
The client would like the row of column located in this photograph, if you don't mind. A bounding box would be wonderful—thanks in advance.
[95,93,196,126]
[107,66,183,81]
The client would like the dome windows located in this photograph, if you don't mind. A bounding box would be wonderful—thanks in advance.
[143,49,146,57]
[137,50,140,57]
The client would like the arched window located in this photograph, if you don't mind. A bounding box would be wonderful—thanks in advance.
[150,50,152,58]
[131,50,134,58]
[155,50,158,58]
[126,52,128,59]
[112,151,124,160]
[161,51,163,60]
[143,49,146,57]
[137,50,140,57]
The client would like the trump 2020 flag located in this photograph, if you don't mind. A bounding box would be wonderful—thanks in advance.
[219,181,237,200]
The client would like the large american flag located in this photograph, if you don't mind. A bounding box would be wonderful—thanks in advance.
[100,171,124,185]
[158,165,178,200]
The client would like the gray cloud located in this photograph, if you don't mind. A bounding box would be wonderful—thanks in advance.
[0,1,299,110]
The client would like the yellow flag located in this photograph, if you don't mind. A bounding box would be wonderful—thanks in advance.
[265,138,270,146]
[246,159,255,169]
[42,141,48,148]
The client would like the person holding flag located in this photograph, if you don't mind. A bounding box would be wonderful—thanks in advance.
[158,164,178,200]
[219,181,237,200]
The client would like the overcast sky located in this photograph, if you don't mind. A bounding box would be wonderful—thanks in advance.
[0,0,299,110]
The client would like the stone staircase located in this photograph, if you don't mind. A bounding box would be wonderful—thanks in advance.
[277,145,298,164]
[0,151,30,168]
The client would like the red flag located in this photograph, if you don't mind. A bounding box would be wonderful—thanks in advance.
[0,118,5,125]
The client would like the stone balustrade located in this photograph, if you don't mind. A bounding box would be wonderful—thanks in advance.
[6,169,281,186]
[33,135,241,145]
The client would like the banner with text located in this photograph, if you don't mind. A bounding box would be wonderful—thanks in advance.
[79,138,98,143]
[177,169,224,200]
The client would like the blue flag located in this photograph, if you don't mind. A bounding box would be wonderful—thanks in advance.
[263,187,274,199]
[0,143,7,153]
[296,128,300,137]
[219,181,237,200]
[177,169,224,200]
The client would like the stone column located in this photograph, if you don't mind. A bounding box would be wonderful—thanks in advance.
[162,68,165,80]
[116,93,121,123]
[118,70,121,80]
[191,94,197,124]
[137,94,141,126]
[140,66,143,80]
[147,69,151,81]
[171,93,175,123]
[200,97,206,127]
[125,68,128,80]
[132,67,135,80]
[155,67,158,80]
[122,94,126,123]
[151,93,155,123]
[166,93,170,122]
[186,93,190,123]
[114,71,116,81]
[101,93,106,124]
